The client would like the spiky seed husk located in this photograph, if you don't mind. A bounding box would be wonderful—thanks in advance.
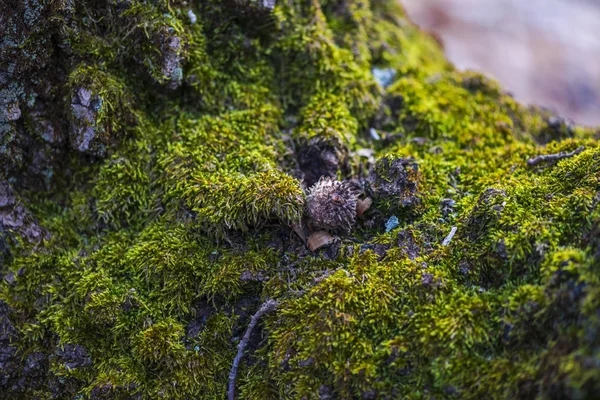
[306,178,357,233]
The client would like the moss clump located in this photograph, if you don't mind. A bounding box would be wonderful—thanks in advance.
[1,0,599,399]
[368,155,422,213]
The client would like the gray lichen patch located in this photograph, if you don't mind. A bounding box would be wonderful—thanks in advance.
[69,87,104,155]
[160,34,184,89]
[1,102,21,122]
[0,181,45,243]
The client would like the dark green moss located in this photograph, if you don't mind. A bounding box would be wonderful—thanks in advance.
[1,0,599,399]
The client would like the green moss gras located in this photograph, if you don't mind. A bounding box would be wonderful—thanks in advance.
[1,0,599,399]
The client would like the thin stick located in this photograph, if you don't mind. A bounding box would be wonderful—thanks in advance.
[228,299,279,400]
[442,226,457,246]
[527,146,584,167]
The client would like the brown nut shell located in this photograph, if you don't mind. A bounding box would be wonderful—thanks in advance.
[356,197,373,217]
[307,230,336,252]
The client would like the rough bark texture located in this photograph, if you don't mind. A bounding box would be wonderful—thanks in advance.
[0,0,599,399]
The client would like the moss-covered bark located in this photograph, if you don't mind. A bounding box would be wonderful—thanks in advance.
[1,0,599,398]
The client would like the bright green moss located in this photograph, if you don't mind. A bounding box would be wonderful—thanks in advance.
[155,110,305,238]
[93,154,153,228]
[133,319,186,365]
[1,0,600,399]
[296,91,359,147]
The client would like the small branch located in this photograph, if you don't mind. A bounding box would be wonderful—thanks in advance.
[527,146,584,167]
[442,226,457,247]
[228,299,279,400]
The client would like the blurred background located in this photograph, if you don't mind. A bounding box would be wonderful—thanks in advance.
[400,0,600,127]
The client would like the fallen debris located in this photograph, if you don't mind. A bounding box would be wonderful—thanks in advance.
[442,226,457,246]
[527,146,584,166]
[307,230,337,252]
[228,299,279,400]
[356,197,373,217]
[385,216,399,232]
[187,10,197,24]
[369,128,381,141]
[306,178,358,233]
[372,68,396,88]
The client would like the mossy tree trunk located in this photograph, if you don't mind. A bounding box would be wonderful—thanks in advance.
[1,0,599,399]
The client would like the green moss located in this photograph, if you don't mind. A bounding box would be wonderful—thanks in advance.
[296,91,359,147]
[1,0,599,399]
[133,319,186,365]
